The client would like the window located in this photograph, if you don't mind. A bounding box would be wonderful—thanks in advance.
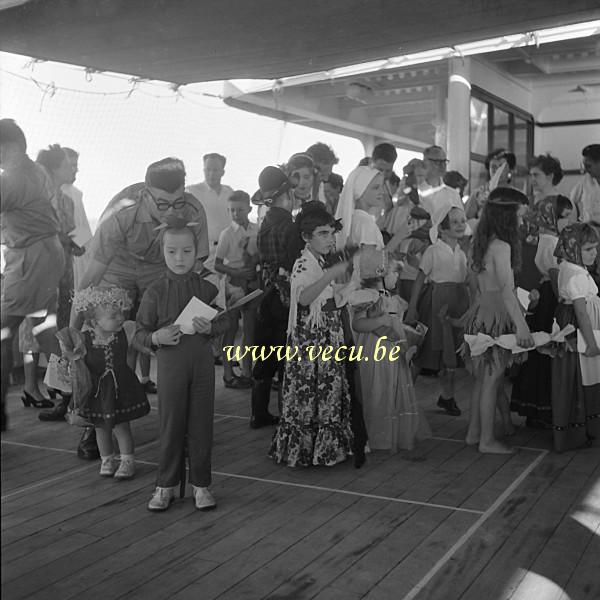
[469,86,533,193]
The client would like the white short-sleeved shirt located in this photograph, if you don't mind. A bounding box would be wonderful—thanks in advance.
[186,181,233,270]
[535,233,559,278]
[349,209,384,249]
[215,221,258,270]
[419,238,467,283]
[418,183,462,216]
[558,261,599,303]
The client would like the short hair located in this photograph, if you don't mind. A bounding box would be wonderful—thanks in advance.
[530,154,563,186]
[485,148,516,171]
[372,143,397,164]
[36,144,67,172]
[297,203,338,237]
[582,144,600,162]
[228,190,250,205]
[286,152,314,173]
[556,194,573,216]
[326,172,343,190]
[145,157,186,192]
[63,147,79,159]
[443,170,467,191]
[305,142,339,165]
[388,172,401,187]
[0,119,27,151]
[423,145,446,159]
[358,156,371,167]
[203,153,226,167]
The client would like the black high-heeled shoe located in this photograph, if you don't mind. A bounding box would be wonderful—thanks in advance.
[21,391,54,409]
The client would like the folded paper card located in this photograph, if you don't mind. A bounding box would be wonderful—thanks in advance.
[174,297,218,334]
[516,287,530,310]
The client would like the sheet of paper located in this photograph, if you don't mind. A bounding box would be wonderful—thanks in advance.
[516,287,530,310]
[69,224,93,248]
[174,296,218,334]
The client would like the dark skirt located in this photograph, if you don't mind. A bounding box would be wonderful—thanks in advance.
[511,280,557,424]
[551,303,600,452]
[416,281,469,371]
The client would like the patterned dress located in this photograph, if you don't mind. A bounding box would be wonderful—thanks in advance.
[79,329,149,428]
[269,249,354,467]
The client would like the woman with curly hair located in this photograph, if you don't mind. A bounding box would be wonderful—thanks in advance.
[462,187,534,454]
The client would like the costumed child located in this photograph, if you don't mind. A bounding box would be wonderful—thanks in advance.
[352,248,431,459]
[135,219,231,511]
[405,193,470,416]
[461,187,534,454]
[65,286,150,479]
[269,206,355,467]
[551,223,600,452]
[389,205,431,303]
[511,195,573,428]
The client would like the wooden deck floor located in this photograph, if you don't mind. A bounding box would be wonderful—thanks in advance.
[2,367,599,600]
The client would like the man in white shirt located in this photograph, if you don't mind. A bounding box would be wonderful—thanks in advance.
[61,147,92,290]
[186,153,233,279]
[571,144,600,225]
[419,145,462,215]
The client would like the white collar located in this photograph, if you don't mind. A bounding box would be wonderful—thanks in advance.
[231,221,251,232]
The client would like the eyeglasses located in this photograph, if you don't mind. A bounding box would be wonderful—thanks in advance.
[146,188,189,212]
[427,158,449,165]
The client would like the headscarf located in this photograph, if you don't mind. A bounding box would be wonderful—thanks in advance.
[428,188,465,243]
[554,223,594,266]
[335,165,380,250]
[533,195,559,235]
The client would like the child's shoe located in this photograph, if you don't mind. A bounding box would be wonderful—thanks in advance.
[99,456,116,477]
[147,487,175,512]
[193,486,216,511]
[114,456,135,480]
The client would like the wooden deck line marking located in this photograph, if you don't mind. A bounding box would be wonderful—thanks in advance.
[0,438,159,501]
[1,440,485,515]
[401,448,549,600]
[214,412,249,420]
[431,436,548,453]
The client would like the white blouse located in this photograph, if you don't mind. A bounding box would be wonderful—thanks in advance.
[557,261,598,304]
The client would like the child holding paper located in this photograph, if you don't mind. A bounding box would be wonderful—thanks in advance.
[135,222,231,511]
[551,223,600,452]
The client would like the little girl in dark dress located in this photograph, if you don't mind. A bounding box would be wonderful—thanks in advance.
[69,286,150,479]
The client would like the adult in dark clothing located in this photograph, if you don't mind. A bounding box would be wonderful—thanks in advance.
[251,166,301,428]
[0,119,65,430]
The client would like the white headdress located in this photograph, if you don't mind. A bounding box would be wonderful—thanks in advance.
[335,165,380,250]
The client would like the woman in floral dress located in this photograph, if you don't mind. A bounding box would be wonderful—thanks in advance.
[270,206,354,467]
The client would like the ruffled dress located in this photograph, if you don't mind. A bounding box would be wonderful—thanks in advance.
[269,248,354,467]
[355,294,431,452]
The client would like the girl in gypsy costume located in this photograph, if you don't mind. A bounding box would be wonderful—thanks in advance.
[461,188,535,454]
[269,209,354,467]
[352,250,431,458]
[511,194,573,427]
[551,223,600,452]
[68,286,150,478]
[405,193,470,417]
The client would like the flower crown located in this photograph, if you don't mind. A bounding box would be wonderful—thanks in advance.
[72,286,133,314]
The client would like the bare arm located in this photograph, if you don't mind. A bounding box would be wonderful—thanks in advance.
[299,261,348,306]
[573,298,600,356]
[352,312,392,333]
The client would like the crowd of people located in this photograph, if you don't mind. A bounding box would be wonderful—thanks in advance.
[1,116,599,513]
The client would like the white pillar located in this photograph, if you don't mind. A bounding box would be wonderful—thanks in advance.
[446,57,471,177]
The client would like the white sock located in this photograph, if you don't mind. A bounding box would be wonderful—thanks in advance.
[120,454,134,462]
[100,454,115,462]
